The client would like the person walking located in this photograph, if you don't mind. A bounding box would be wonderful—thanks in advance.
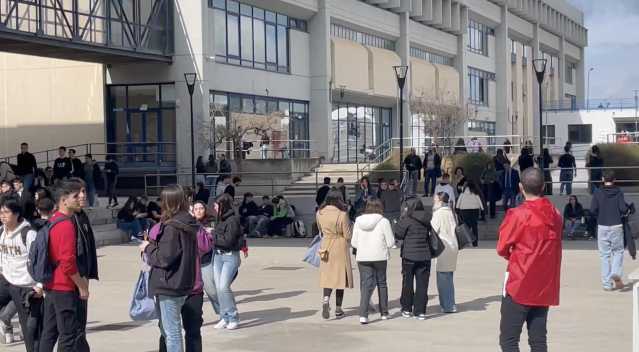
[403,148,422,196]
[315,177,331,208]
[316,190,353,320]
[497,167,562,352]
[82,154,100,208]
[141,185,198,352]
[536,148,554,195]
[431,192,459,313]
[194,201,219,319]
[563,195,584,239]
[590,171,628,290]
[104,155,119,208]
[423,145,442,197]
[351,199,395,324]
[434,174,456,209]
[456,181,484,247]
[558,145,577,196]
[16,142,37,191]
[481,162,499,219]
[212,194,244,330]
[517,147,534,172]
[500,162,520,211]
[394,198,433,320]
[587,145,604,194]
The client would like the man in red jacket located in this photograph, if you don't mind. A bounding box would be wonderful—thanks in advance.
[39,180,90,352]
[497,167,562,352]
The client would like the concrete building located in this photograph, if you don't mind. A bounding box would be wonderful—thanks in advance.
[0,0,589,175]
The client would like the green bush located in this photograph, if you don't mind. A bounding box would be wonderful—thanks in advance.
[596,144,639,186]
[445,152,494,186]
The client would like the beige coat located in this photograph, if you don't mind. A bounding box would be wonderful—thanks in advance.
[316,205,353,289]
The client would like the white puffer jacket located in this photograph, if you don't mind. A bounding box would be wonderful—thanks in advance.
[0,220,38,287]
[351,214,395,262]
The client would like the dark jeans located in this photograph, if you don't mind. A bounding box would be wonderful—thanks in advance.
[322,288,344,307]
[499,295,549,352]
[107,178,117,205]
[400,259,431,315]
[268,217,293,237]
[460,209,480,246]
[0,276,43,352]
[159,293,203,352]
[543,171,552,195]
[357,261,388,318]
[481,183,497,218]
[425,169,439,196]
[39,290,89,352]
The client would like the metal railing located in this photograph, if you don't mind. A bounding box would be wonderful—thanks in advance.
[545,98,637,112]
[211,139,315,160]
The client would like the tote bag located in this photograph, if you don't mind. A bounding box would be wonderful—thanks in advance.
[129,262,158,321]
[303,234,322,268]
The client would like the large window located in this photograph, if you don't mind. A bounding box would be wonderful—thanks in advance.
[211,0,305,73]
[468,67,494,106]
[542,125,556,145]
[568,124,592,144]
[209,91,309,158]
[410,47,454,66]
[330,23,395,50]
[467,120,496,135]
[330,104,392,163]
[566,62,576,84]
[468,19,492,56]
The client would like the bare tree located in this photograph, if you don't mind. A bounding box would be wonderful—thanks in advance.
[410,90,467,154]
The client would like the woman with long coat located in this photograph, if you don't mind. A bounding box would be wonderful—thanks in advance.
[431,192,459,313]
[317,189,353,320]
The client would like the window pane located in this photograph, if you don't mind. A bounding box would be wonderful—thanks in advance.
[253,19,265,63]
[242,97,254,113]
[240,3,251,16]
[266,100,278,113]
[253,7,264,20]
[212,0,225,9]
[227,0,239,13]
[255,99,267,114]
[227,14,239,57]
[266,24,277,64]
[265,11,276,23]
[241,15,253,62]
[214,9,226,56]
[277,14,287,25]
[277,25,287,70]
[229,95,241,112]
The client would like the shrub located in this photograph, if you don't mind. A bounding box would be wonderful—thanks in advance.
[444,152,493,186]
[596,144,639,186]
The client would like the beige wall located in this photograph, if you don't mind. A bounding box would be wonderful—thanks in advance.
[331,38,370,93]
[367,46,401,97]
[0,53,104,161]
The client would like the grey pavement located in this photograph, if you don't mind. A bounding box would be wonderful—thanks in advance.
[5,239,637,352]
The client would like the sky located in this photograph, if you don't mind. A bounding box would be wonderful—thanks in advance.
[568,0,639,99]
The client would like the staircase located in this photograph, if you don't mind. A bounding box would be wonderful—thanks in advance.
[282,163,375,198]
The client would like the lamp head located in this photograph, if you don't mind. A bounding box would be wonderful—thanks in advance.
[532,59,547,84]
[393,65,409,89]
[184,73,197,95]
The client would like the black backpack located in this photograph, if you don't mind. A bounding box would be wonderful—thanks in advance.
[28,216,68,284]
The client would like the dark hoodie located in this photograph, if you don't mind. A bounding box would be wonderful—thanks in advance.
[591,185,628,226]
[214,210,244,251]
[145,210,199,297]
[394,199,433,262]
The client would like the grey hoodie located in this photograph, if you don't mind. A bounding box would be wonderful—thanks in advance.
[591,185,628,226]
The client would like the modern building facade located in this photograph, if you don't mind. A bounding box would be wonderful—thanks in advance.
[1,0,589,173]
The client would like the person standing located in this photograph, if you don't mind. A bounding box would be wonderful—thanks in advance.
[517,147,534,172]
[317,190,353,320]
[558,145,577,196]
[497,167,562,352]
[431,192,459,313]
[195,156,206,185]
[536,148,554,195]
[82,154,99,208]
[456,181,484,247]
[16,142,37,191]
[12,177,35,222]
[403,148,422,196]
[500,162,520,211]
[336,177,347,202]
[351,199,395,324]
[104,155,119,208]
[434,174,456,209]
[481,162,499,219]
[212,194,244,330]
[590,171,628,290]
[0,197,43,352]
[194,201,219,317]
[68,149,84,180]
[587,145,604,194]
[315,177,331,208]
[423,145,442,197]
[140,185,198,352]
[380,179,401,224]
[218,154,232,177]
[52,146,72,181]
[352,177,372,218]
[394,198,432,320]
[39,180,91,352]
[453,167,467,198]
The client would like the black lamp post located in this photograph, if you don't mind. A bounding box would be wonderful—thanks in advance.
[533,58,547,171]
[184,72,197,188]
[394,65,409,183]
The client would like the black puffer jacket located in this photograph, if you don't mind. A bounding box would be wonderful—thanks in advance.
[73,211,99,280]
[394,209,432,262]
[145,211,199,297]
[214,210,244,251]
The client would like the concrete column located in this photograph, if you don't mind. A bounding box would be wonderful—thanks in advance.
[456,23,467,136]
[495,5,511,140]
[531,23,541,154]
[309,0,331,160]
[559,36,565,103]
[576,48,586,106]
[398,11,411,146]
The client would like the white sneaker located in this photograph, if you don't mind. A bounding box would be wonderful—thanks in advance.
[359,317,369,325]
[213,320,227,329]
[0,322,13,344]
[226,321,239,330]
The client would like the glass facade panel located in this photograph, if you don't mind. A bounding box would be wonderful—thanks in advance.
[254,19,265,67]
[227,14,240,57]
[214,9,226,57]
[277,25,288,71]
[240,15,253,64]
[266,24,277,67]
[330,103,392,163]
[330,23,395,50]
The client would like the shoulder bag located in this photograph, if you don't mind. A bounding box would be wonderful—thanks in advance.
[455,213,473,250]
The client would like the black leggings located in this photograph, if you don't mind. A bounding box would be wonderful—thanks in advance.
[322,288,344,307]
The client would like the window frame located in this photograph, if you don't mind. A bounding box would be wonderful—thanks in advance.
[567,124,592,144]
[541,125,556,145]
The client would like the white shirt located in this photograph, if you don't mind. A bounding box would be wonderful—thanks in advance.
[456,189,484,210]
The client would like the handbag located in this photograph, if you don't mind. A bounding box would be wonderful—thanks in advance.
[303,234,322,268]
[455,213,473,250]
[129,263,158,321]
[429,230,445,258]
[315,213,341,263]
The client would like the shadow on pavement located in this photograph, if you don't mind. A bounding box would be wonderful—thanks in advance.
[237,290,306,304]
[87,320,151,332]
[202,307,317,329]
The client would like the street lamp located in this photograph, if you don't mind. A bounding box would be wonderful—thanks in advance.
[393,65,408,183]
[587,67,594,111]
[533,58,547,173]
[184,72,197,188]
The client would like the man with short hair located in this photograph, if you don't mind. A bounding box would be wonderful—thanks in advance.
[423,145,442,197]
[253,196,274,238]
[500,161,520,211]
[558,145,577,195]
[497,167,562,352]
[39,180,91,352]
[68,149,84,179]
[52,147,72,181]
[590,171,628,291]
[403,148,422,196]
[434,174,456,209]
[16,143,37,191]
[12,177,35,222]
[316,177,331,207]
[219,154,232,176]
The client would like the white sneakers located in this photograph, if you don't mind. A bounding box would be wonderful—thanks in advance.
[359,317,369,325]
[213,320,227,329]
[226,322,239,330]
[214,320,239,330]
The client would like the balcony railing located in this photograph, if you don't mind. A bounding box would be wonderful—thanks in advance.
[544,98,637,112]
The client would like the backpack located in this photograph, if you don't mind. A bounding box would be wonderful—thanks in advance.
[28,216,69,284]
[293,219,306,238]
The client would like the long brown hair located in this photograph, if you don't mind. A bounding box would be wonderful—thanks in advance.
[160,184,188,222]
[364,198,384,215]
[216,193,235,220]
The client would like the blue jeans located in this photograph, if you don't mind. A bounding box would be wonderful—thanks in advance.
[22,173,34,191]
[565,220,579,237]
[213,251,240,323]
[200,260,220,315]
[118,220,142,238]
[85,178,96,207]
[437,272,456,312]
[502,192,516,210]
[157,295,187,352]
[597,225,624,289]
[425,169,439,196]
[560,181,572,195]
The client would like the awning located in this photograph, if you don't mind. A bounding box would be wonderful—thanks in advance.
[434,63,460,103]
[367,46,401,97]
[410,58,437,100]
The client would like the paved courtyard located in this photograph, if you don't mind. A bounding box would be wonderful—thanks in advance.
[5,239,637,352]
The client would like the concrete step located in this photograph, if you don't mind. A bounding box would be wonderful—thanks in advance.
[92,223,130,247]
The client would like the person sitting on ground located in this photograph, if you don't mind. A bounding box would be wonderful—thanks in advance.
[316,177,331,207]
[0,180,14,197]
[194,182,211,204]
[117,196,145,240]
[252,196,273,237]
[434,174,456,208]
[239,193,259,235]
[381,179,401,223]
[146,197,162,223]
[268,195,293,238]
[0,162,15,184]
[351,198,395,324]
[563,195,584,239]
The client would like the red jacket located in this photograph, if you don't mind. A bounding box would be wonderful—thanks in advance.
[46,212,79,292]
[497,198,562,307]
